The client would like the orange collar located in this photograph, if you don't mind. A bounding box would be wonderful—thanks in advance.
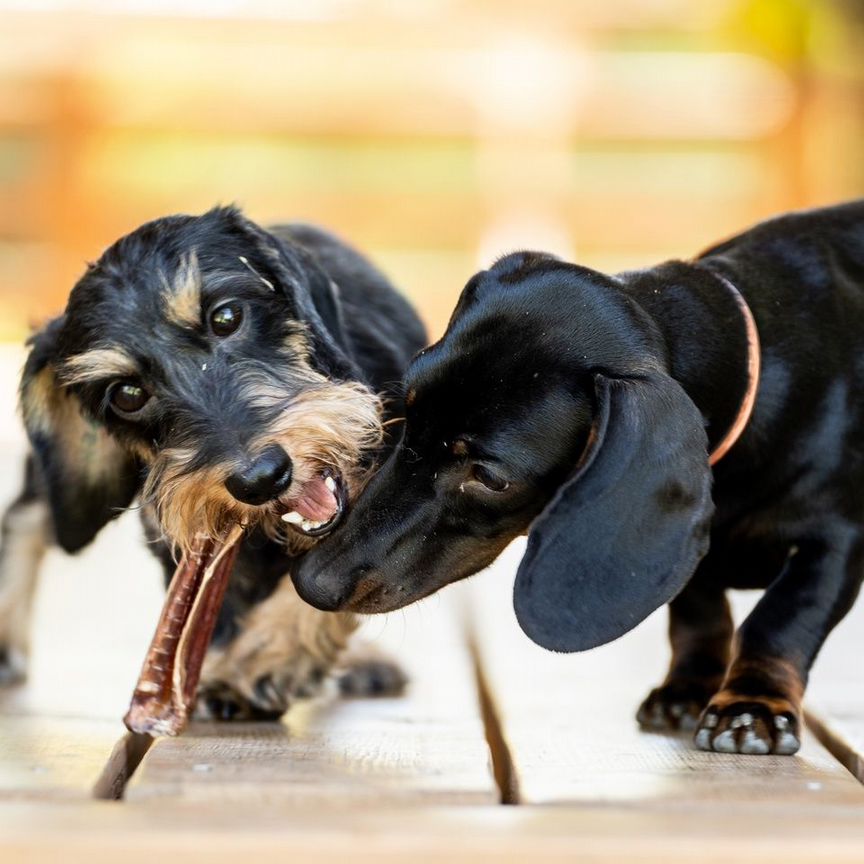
[706,272,761,466]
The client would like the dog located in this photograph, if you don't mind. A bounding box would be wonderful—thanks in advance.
[295,200,864,755]
[0,205,427,719]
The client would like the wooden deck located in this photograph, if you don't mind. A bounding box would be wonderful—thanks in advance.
[0,352,862,860]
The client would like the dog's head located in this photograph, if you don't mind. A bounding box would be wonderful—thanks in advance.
[295,252,714,652]
[21,207,381,555]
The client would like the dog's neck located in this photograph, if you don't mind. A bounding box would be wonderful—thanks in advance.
[620,260,759,461]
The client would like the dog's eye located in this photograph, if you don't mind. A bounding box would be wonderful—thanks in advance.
[108,381,150,415]
[210,302,244,337]
[470,464,510,493]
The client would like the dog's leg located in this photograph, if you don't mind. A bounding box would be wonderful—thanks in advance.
[695,532,863,755]
[197,573,360,720]
[0,460,50,684]
[637,575,733,731]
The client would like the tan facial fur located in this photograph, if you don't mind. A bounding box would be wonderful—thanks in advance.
[145,375,383,554]
[61,347,140,386]
[163,250,202,329]
[22,365,135,492]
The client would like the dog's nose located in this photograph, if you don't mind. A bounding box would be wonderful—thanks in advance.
[293,561,357,611]
[225,444,293,505]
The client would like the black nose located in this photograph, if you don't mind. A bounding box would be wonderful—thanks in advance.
[225,444,292,505]
[293,556,357,611]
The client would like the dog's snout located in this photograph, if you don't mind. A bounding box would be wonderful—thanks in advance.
[225,444,293,505]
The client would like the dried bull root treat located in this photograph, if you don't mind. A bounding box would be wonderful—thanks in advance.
[124,523,245,736]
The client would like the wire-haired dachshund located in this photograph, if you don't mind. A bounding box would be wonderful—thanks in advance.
[296,200,864,755]
[0,205,426,719]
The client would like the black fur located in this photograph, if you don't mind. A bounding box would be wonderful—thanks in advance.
[296,200,864,755]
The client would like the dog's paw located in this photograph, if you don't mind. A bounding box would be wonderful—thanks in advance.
[338,657,407,698]
[0,644,26,687]
[694,696,801,755]
[636,678,718,732]
[197,635,339,722]
[196,576,358,722]
[195,667,327,722]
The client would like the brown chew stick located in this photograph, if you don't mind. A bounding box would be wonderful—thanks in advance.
[124,523,245,736]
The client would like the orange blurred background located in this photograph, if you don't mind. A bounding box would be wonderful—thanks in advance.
[0,0,862,342]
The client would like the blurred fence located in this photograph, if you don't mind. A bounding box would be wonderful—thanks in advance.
[0,0,862,340]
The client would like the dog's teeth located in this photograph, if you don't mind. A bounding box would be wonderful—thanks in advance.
[281,511,304,525]
[324,476,337,493]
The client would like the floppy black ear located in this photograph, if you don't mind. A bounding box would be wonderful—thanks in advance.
[513,371,713,653]
[20,318,142,553]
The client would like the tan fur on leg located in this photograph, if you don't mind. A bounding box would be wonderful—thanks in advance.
[199,573,358,715]
[0,500,50,682]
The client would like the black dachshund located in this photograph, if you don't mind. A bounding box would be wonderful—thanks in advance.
[0,206,426,719]
[296,200,864,755]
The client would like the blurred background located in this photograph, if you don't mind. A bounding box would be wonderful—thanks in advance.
[0,0,862,343]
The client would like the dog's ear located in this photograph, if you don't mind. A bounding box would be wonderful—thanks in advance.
[20,318,142,553]
[513,371,713,653]
[222,210,355,373]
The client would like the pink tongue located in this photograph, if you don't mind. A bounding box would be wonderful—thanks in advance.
[289,476,339,522]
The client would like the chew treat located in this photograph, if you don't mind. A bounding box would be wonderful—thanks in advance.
[124,523,245,736]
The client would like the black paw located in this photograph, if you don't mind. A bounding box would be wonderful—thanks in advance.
[338,659,408,698]
[636,678,717,732]
[694,699,801,755]
[0,645,25,687]
[195,682,285,722]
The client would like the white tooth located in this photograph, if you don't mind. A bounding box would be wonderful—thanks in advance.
[281,511,304,524]
[324,476,337,493]
[301,520,314,532]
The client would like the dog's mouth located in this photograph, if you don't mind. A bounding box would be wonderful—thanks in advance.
[274,469,347,537]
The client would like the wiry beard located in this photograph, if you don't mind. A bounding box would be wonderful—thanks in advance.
[142,373,383,557]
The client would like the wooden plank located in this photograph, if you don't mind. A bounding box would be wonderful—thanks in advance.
[127,595,497,805]
[3,801,864,864]
[469,540,864,810]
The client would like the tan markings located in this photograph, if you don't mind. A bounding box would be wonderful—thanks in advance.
[20,367,59,437]
[451,439,469,457]
[163,250,202,328]
[143,447,247,557]
[200,575,358,705]
[22,365,133,489]
[405,388,416,407]
[0,500,50,680]
[61,347,139,385]
[280,325,311,360]
[708,690,799,718]
[145,375,382,554]
[714,655,805,714]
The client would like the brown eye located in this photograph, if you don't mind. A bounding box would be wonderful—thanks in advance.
[210,302,244,336]
[109,381,150,415]
[471,464,510,492]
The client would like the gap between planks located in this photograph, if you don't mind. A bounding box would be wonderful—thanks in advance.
[89,592,516,803]
[467,631,519,805]
[806,710,864,786]
[91,732,153,801]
